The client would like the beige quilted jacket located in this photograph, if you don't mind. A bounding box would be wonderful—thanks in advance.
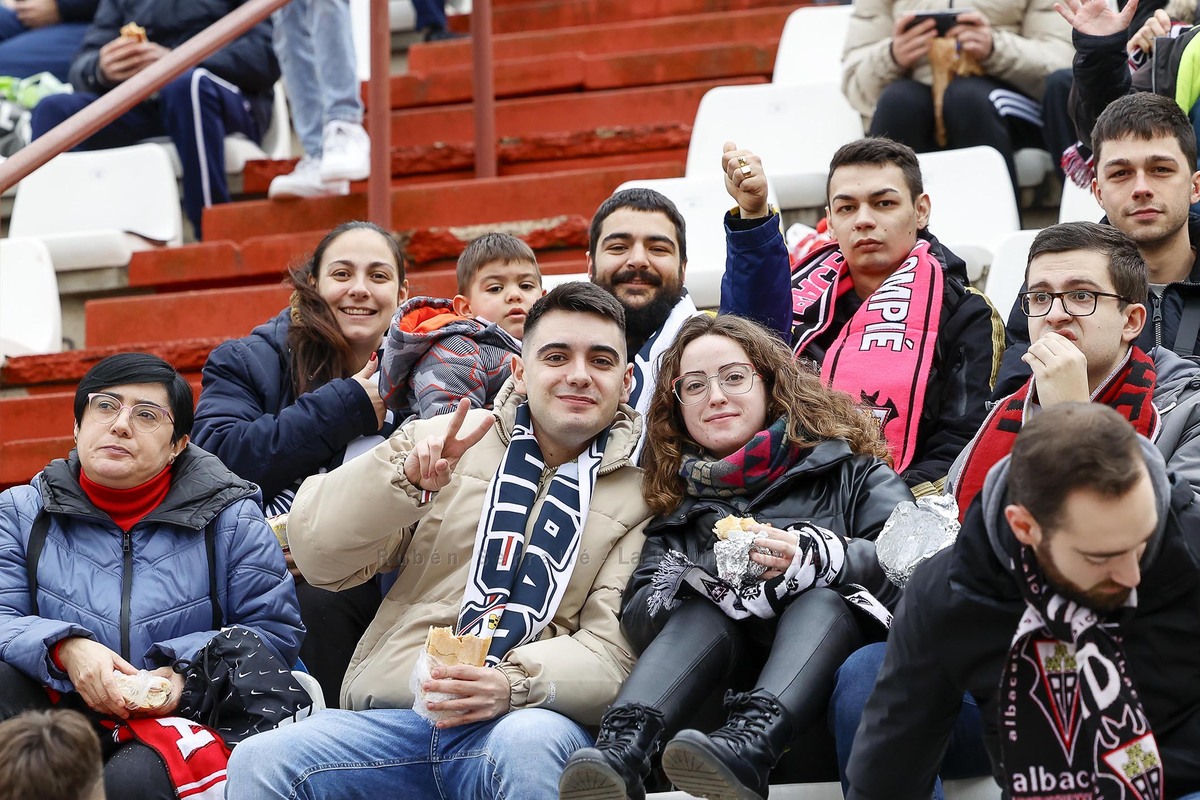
[287,380,652,723]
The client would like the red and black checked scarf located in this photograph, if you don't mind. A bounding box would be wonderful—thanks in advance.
[790,240,943,473]
[680,417,801,500]
[1000,546,1163,800]
[955,347,1160,520]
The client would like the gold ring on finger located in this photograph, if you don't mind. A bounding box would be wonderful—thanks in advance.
[740,164,752,178]
[737,156,748,168]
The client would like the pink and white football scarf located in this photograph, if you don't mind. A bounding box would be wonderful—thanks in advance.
[790,240,944,472]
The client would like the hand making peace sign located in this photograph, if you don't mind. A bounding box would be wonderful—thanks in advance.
[403,399,495,492]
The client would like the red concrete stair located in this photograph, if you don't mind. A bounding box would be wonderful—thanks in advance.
[407,7,795,73]
[382,41,777,109]
[446,0,803,36]
[1,437,72,489]
[383,77,764,146]
[85,286,293,349]
[206,161,683,242]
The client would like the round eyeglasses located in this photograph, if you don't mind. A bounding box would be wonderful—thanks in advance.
[86,393,174,433]
[672,363,760,405]
[1018,290,1132,318]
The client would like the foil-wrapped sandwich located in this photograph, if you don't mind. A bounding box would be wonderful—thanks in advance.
[713,514,769,585]
[876,495,961,587]
[113,670,172,711]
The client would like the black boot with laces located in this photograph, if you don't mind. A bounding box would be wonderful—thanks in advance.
[661,689,794,800]
[559,703,666,800]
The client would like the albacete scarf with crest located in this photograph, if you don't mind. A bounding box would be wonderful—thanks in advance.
[457,402,609,665]
[789,239,943,473]
[955,347,1160,520]
[1000,545,1163,800]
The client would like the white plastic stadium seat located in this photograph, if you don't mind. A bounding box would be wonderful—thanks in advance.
[981,228,1040,321]
[1058,178,1104,223]
[685,82,864,209]
[0,237,62,359]
[917,146,1021,283]
[772,5,854,86]
[615,175,780,310]
[9,143,182,272]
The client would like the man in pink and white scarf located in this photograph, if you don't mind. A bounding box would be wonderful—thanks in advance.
[721,136,1005,497]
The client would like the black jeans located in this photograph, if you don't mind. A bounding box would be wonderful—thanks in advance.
[0,662,176,799]
[869,75,1045,194]
[295,579,382,709]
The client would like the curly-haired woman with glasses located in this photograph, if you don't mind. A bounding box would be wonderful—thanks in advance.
[0,352,302,799]
[559,314,913,800]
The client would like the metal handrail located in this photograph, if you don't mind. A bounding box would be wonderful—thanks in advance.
[0,0,291,195]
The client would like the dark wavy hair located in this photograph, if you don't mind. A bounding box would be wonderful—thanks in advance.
[285,221,407,396]
[641,315,891,515]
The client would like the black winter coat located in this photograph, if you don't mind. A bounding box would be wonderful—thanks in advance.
[846,444,1200,799]
[192,310,381,507]
[620,439,914,653]
[68,0,278,136]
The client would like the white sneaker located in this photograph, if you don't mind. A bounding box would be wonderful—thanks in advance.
[319,120,371,182]
[268,156,350,200]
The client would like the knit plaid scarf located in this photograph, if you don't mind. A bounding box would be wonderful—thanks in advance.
[954,347,1160,521]
[999,546,1163,800]
[679,417,801,500]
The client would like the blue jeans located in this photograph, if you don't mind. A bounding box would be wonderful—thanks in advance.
[829,643,991,799]
[272,0,362,158]
[225,707,592,799]
[0,9,89,82]
[30,68,257,237]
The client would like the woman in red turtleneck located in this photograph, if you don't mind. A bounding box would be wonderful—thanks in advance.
[0,352,303,800]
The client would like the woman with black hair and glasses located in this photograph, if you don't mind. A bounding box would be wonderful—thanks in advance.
[0,352,302,799]
[192,220,409,708]
[559,314,912,800]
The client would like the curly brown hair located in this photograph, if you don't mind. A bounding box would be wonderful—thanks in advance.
[641,315,891,515]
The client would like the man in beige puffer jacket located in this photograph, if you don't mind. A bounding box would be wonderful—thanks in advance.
[842,0,1073,191]
[225,283,654,800]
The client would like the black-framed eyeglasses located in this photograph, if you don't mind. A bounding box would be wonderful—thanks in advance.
[1018,290,1132,318]
[672,362,760,405]
[86,393,174,433]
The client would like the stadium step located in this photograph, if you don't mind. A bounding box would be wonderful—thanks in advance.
[205,161,682,242]
[128,216,591,291]
[446,0,803,36]
[384,42,776,109]
[406,6,794,73]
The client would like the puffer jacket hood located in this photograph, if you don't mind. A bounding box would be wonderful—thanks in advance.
[38,444,259,530]
[380,296,522,418]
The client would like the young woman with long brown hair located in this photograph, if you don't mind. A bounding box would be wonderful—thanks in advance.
[560,314,913,800]
[192,221,408,707]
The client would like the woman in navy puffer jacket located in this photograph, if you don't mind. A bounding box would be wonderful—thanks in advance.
[0,352,302,798]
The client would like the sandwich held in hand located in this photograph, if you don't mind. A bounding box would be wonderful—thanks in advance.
[713,514,769,584]
[411,627,493,723]
[425,626,490,667]
[113,670,172,711]
[119,22,147,42]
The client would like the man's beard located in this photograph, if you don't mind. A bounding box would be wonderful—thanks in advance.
[1035,540,1132,612]
[595,267,684,355]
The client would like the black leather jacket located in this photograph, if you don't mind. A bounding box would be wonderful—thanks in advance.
[619,438,914,652]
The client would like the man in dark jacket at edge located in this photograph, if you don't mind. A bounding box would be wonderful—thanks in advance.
[720,136,1005,497]
[29,0,279,239]
[846,403,1200,799]
[993,14,1200,395]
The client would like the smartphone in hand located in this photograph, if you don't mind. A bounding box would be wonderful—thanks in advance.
[904,9,969,36]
